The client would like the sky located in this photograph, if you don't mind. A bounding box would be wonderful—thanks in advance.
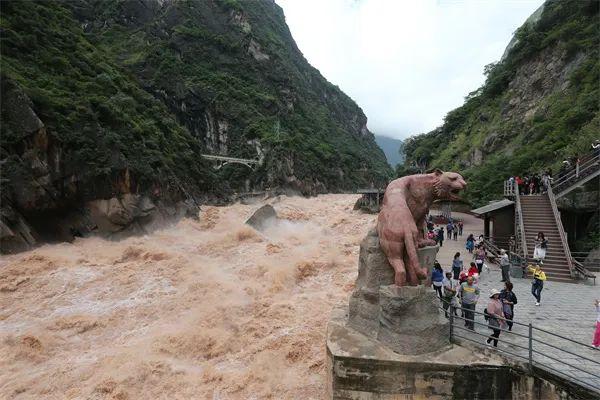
[276,0,545,140]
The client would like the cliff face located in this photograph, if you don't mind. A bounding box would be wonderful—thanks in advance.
[402,0,599,206]
[0,0,391,252]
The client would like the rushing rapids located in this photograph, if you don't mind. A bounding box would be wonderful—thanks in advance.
[0,194,375,399]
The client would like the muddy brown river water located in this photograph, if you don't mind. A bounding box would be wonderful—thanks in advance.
[0,194,375,399]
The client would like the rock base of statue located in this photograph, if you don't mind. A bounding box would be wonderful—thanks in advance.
[347,228,448,355]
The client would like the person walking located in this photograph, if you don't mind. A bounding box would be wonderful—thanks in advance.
[437,228,444,247]
[528,264,546,306]
[486,289,506,347]
[453,226,458,241]
[459,276,480,330]
[458,221,463,236]
[500,281,517,331]
[499,249,510,282]
[475,245,486,274]
[466,234,475,254]
[467,261,479,279]
[431,262,444,299]
[533,232,548,264]
[593,299,600,349]
[446,222,453,238]
[442,271,457,318]
[452,252,463,281]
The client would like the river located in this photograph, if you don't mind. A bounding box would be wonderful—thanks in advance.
[0,194,375,399]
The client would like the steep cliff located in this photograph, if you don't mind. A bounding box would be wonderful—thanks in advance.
[374,135,404,167]
[0,0,391,252]
[402,0,599,206]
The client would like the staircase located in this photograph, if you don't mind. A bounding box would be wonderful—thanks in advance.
[520,194,574,282]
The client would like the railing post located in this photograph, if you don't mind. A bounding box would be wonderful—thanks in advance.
[528,323,533,372]
[449,305,454,343]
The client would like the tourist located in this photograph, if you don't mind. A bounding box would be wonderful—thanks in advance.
[593,299,600,349]
[459,268,468,285]
[533,232,548,265]
[500,281,518,331]
[442,272,457,317]
[431,262,444,299]
[427,229,436,240]
[541,173,550,193]
[465,234,475,254]
[467,261,479,279]
[458,220,464,236]
[486,289,506,347]
[459,276,480,330]
[452,252,463,280]
[475,245,486,273]
[453,227,458,241]
[437,228,444,247]
[508,236,516,255]
[523,175,529,195]
[499,249,510,282]
[446,222,453,238]
[528,264,546,306]
[515,176,523,194]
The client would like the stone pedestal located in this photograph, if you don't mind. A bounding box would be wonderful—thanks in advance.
[348,228,447,355]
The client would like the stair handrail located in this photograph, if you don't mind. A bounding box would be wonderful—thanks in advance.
[546,183,575,278]
[573,258,596,285]
[552,151,600,193]
[513,183,528,261]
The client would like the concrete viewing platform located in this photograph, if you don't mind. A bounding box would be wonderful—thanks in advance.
[434,211,600,393]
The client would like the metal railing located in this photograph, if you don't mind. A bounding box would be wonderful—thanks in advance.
[513,184,528,261]
[572,251,600,272]
[441,303,600,393]
[552,152,600,197]
[482,236,527,270]
[546,184,575,278]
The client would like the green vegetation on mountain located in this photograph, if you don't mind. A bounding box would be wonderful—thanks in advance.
[0,0,392,251]
[1,1,215,198]
[402,0,599,207]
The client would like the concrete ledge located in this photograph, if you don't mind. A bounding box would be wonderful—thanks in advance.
[327,306,599,400]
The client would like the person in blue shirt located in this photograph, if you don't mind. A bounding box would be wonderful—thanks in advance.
[431,261,444,299]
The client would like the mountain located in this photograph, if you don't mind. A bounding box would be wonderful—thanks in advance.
[402,0,599,207]
[0,0,392,252]
[374,135,404,167]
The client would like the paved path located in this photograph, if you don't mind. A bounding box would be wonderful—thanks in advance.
[433,212,600,392]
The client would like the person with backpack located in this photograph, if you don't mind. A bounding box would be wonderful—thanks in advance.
[528,264,546,306]
[465,234,475,254]
[500,281,518,331]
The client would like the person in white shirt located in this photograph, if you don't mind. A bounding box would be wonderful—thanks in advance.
[441,272,457,318]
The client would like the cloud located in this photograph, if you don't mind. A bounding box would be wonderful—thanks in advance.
[276,0,545,139]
